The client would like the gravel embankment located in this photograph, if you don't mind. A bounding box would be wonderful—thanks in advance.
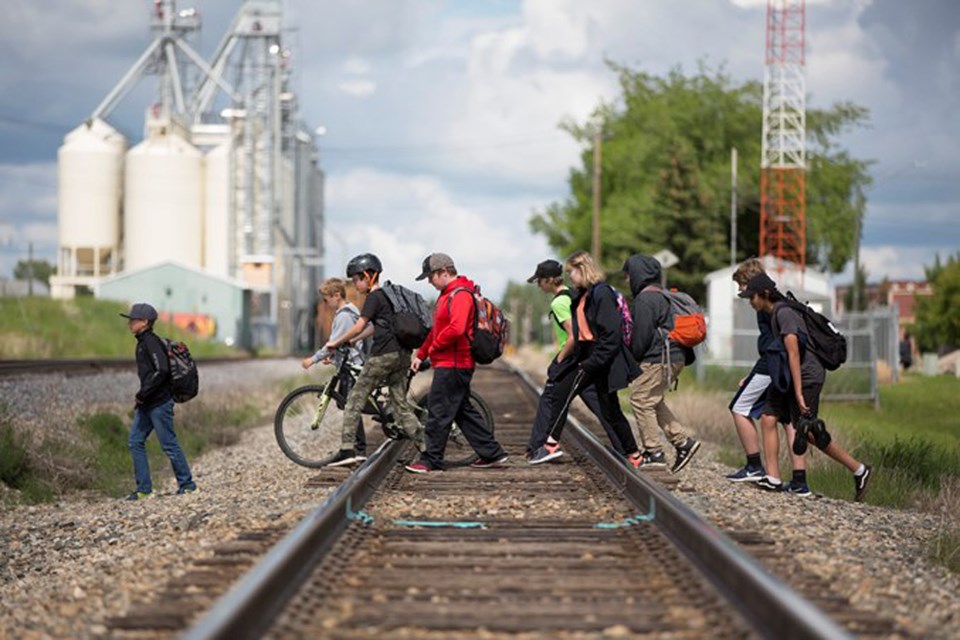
[1,357,959,639]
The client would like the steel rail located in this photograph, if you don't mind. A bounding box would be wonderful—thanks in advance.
[0,356,257,378]
[181,438,406,640]
[510,364,852,640]
[183,365,852,640]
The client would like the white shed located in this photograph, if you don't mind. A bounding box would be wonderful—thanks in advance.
[703,257,834,365]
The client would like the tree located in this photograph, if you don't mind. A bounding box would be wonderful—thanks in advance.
[530,63,872,301]
[914,253,960,354]
[844,263,869,312]
[500,281,555,348]
[13,260,56,287]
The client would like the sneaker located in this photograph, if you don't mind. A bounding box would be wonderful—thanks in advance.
[726,465,765,482]
[176,485,198,495]
[635,450,667,468]
[125,491,154,501]
[471,455,509,469]
[528,444,564,465]
[671,438,701,473]
[854,465,872,502]
[785,480,812,497]
[404,462,437,474]
[793,418,810,456]
[756,476,784,492]
[326,449,364,468]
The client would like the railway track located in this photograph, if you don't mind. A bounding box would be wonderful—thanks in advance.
[119,363,877,640]
[0,356,254,378]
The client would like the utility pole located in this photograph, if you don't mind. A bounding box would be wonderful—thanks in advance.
[852,188,864,312]
[27,242,34,297]
[591,125,602,262]
[730,147,738,266]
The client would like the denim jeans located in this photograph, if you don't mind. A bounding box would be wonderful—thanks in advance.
[128,398,195,493]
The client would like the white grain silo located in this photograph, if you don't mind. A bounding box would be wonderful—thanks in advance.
[203,140,231,278]
[124,120,203,272]
[56,118,126,284]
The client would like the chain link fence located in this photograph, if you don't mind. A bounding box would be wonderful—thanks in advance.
[695,302,900,409]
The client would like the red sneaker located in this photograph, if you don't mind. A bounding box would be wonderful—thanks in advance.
[404,462,436,474]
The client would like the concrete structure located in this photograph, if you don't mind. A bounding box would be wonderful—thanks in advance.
[835,279,932,326]
[704,256,833,364]
[124,118,203,272]
[50,119,126,298]
[96,261,249,348]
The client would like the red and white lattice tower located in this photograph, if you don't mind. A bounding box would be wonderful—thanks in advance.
[760,0,806,270]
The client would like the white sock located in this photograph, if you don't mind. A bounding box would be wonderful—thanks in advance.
[854,464,865,476]
[765,475,782,485]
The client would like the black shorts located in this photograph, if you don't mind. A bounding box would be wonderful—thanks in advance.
[762,382,822,426]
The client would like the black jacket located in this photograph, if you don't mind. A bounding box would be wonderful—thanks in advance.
[135,328,172,407]
[623,254,686,365]
[571,283,640,392]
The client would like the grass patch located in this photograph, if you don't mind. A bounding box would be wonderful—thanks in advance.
[0,407,58,504]
[930,530,960,573]
[0,296,243,358]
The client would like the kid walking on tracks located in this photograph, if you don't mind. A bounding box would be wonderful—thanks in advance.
[324,254,422,467]
[406,253,508,472]
[742,273,873,501]
[622,254,700,473]
[533,251,643,466]
[122,303,197,500]
[525,259,629,463]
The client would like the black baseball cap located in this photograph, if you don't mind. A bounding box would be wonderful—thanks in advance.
[738,272,778,298]
[120,303,158,321]
[526,259,563,283]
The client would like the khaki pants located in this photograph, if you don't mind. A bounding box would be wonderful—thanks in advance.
[341,351,421,449]
[629,361,687,453]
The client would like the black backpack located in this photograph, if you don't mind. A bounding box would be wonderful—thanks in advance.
[163,338,199,402]
[779,292,848,371]
[381,282,433,350]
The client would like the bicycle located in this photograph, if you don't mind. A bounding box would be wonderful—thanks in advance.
[274,346,495,468]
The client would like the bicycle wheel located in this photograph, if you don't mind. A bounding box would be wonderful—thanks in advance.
[414,390,496,467]
[274,384,347,468]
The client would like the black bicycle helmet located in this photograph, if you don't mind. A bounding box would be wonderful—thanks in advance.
[346,253,382,278]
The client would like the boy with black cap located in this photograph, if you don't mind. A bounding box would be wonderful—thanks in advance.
[526,259,630,463]
[741,273,873,501]
[406,253,508,472]
[121,303,197,500]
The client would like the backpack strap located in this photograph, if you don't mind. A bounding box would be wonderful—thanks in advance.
[447,286,479,334]
[550,289,572,329]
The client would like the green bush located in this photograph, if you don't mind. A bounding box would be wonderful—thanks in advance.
[0,421,28,488]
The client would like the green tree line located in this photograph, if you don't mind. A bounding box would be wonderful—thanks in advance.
[529,63,872,302]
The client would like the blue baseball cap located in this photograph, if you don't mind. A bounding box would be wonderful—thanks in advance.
[120,303,158,321]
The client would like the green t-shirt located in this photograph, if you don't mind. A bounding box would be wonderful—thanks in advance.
[550,290,573,352]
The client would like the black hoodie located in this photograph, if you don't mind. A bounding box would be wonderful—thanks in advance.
[622,254,686,365]
[134,328,173,407]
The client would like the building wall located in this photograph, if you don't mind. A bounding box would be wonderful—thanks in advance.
[96,262,248,347]
[704,257,833,363]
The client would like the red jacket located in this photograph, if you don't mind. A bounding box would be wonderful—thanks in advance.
[417,275,477,369]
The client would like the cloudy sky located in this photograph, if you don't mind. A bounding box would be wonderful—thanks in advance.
[0,0,957,299]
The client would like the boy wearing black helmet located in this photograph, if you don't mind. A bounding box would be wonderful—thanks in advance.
[323,253,422,466]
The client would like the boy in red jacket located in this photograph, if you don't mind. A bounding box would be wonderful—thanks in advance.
[406,253,508,472]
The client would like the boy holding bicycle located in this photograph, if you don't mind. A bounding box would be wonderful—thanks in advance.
[323,254,422,467]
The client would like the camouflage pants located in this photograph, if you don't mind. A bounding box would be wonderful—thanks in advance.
[341,350,422,449]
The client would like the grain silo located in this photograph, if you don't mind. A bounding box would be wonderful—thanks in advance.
[203,140,231,278]
[51,118,126,297]
[123,119,203,272]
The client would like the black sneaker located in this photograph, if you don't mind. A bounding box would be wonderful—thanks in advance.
[854,465,872,502]
[793,418,810,456]
[671,438,701,473]
[785,480,812,497]
[471,455,509,469]
[326,449,365,468]
[635,450,667,469]
[756,476,784,492]
[726,465,765,482]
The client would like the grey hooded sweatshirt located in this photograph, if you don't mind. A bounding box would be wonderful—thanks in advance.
[623,254,685,366]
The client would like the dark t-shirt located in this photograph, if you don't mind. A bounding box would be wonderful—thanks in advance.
[772,302,825,385]
[361,289,401,355]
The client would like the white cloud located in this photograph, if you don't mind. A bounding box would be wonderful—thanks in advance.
[343,56,373,75]
[325,167,550,300]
